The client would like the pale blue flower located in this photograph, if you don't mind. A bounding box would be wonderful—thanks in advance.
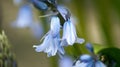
[12,4,33,28]
[12,4,43,38]
[50,16,61,37]
[33,33,60,57]
[59,56,73,67]
[33,16,64,57]
[73,54,106,67]
[61,20,85,46]
[57,5,85,46]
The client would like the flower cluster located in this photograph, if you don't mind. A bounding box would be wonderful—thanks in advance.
[13,0,106,67]
[32,0,85,57]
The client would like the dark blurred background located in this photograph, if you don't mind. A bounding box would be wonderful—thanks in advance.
[0,0,120,67]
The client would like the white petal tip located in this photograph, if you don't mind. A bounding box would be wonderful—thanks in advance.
[33,45,37,48]
[76,38,85,44]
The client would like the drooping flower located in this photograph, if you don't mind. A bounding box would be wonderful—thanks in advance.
[33,16,64,57]
[33,33,59,57]
[57,5,85,46]
[12,4,43,38]
[61,19,85,46]
[50,16,61,37]
[12,4,33,28]
[73,54,106,67]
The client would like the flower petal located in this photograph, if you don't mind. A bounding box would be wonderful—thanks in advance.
[50,16,61,37]
[85,43,94,53]
[62,20,76,45]
[43,33,60,57]
[12,5,33,28]
[76,38,85,44]
[73,61,88,67]
[60,39,68,46]
[95,61,106,67]
[80,54,93,62]
[33,34,51,52]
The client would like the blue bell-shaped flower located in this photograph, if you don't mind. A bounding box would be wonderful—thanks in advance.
[61,19,85,46]
[50,16,61,37]
[12,4,33,28]
[33,16,64,57]
[62,20,76,45]
[33,33,59,57]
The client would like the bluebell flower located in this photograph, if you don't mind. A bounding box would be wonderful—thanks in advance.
[12,4,43,38]
[61,19,85,46]
[33,16,64,57]
[57,5,85,46]
[73,54,106,67]
[33,33,59,57]
[59,56,73,67]
[50,16,61,37]
[12,4,33,28]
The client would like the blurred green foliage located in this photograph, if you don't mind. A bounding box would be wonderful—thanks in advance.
[0,31,17,67]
